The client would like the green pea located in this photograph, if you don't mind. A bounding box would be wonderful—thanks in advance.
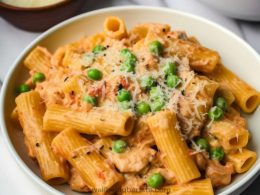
[149,40,163,56]
[117,89,131,102]
[210,147,224,161]
[83,95,97,106]
[215,97,228,111]
[208,106,224,121]
[92,45,106,54]
[149,86,164,100]
[136,102,150,115]
[150,99,165,112]
[112,140,128,153]
[195,138,209,151]
[32,72,45,84]
[120,48,131,57]
[147,173,164,188]
[120,61,135,73]
[87,69,102,80]
[120,48,137,66]
[163,62,177,75]
[119,101,132,110]
[166,74,181,88]
[17,84,30,94]
[140,76,156,90]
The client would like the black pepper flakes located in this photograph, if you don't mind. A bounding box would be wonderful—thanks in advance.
[103,53,107,57]
[36,143,40,147]
[64,77,69,82]
[106,45,110,48]
[162,28,166,33]
[118,84,123,90]
[70,91,75,96]
[86,151,91,155]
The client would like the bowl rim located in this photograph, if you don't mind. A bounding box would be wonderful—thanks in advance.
[1,5,260,195]
[0,0,71,11]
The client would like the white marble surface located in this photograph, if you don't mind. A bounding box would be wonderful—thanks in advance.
[0,0,260,194]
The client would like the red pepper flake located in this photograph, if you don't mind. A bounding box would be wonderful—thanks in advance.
[96,170,106,180]
[120,76,130,89]
[88,86,102,97]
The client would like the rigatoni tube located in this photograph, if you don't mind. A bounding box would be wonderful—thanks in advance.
[24,46,51,73]
[51,128,123,191]
[163,178,214,195]
[15,91,68,184]
[206,119,249,151]
[207,64,260,113]
[226,149,256,173]
[103,16,127,39]
[147,110,200,184]
[43,104,134,136]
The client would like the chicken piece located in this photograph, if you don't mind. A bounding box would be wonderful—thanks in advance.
[107,147,156,173]
[121,174,146,191]
[126,118,155,147]
[135,51,159,74]
[178,75,219,138]
[69,168,90,192]
[206,160,234,188]
[193,152,208,171]
[150,152,166,168]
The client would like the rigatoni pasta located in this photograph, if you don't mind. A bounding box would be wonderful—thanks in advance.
[104,16,127,39]
[170,39,220,73]
[43,104,134,136]
[226,149,256,173]
[164,178,214,195]
[121,179,213,195]
[51,128,123,192]
[13,16,259,194]
[69,168,91,192]
[206,119,249,151]
[147,110,201,184]
[24,46,51,73]
[207,64,260,113]
[15,91,68,183]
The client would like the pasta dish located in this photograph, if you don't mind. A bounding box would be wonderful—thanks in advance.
[12,16,260,194]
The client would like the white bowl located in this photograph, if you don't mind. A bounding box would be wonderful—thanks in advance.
[1,6,260,195]
[199,0,260,21]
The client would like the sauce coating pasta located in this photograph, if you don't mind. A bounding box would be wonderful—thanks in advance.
[13,16,259,194]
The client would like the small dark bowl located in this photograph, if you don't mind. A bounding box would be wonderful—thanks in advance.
[0,0,86,32]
